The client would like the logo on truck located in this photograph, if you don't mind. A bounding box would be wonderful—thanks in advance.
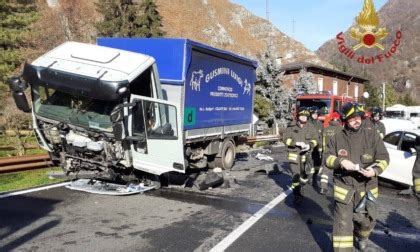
[190,70,204,92]
[243,79,251,95]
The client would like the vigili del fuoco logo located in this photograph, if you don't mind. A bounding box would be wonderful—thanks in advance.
[336,0,402,64]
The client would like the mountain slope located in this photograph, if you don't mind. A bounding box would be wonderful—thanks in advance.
[156,0,330,66]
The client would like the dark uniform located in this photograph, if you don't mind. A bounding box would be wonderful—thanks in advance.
[319,112,342,193]
[364,107,386,138]
[308,106,324,182]
[413,136,420,195]
[284,107,318,202]
[324,103,389,251]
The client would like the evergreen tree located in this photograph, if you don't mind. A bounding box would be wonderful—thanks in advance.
[384,83,398,108]
[136,0,165,37]
[95,0,164,38]
[363,83,381,108]
[255,52,292,128]
[396,93,417,106]
[0,0,38,107]
[292,68,318,97]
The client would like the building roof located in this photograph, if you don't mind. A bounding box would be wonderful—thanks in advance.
[280,62,369,84]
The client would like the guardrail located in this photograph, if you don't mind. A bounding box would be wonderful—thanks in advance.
[0,154,52,174]
[245,135,281,144]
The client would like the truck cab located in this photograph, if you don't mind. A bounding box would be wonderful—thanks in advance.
[296,93,354,127]
[9,42,186,181]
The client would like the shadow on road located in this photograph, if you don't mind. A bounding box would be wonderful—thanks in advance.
[269,160,334,252]
[372,210,420,252]
[0,195,62,251]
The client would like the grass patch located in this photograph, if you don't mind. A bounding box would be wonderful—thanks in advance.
[0,167,66,193]
[0,148,47,158]
[0,135,45,157]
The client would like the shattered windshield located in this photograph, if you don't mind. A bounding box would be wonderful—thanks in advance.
[32,84,119,132]
[297,99,331,115]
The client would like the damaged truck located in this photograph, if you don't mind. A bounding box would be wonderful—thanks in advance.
[8,38,257,188]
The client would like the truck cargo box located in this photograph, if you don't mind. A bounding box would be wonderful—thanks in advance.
[97,38,257,132]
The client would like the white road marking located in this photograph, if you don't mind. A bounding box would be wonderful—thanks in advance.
[210,188,292,252]
[0,182,69,199]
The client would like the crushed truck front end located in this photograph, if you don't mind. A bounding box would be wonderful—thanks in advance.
[9,42,159,181]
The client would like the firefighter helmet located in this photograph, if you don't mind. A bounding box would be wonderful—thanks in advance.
[341,102,365,120]
[310,106,320,114]
[298,107,310,116]
[372,106,383,119]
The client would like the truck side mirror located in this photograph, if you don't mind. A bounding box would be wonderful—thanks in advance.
[8,77,28,92]
[7,77,31,113]
[112,122,124,141]
[13,92,31,112]
[110,105,124,123]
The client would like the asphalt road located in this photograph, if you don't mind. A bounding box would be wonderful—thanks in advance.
[1,146,419,252]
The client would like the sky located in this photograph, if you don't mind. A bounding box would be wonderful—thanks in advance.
[230,0,388,51]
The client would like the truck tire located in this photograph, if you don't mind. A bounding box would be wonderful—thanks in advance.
[215,140,236,170]
[148,174,161,189]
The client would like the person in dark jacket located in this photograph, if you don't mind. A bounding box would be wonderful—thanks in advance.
[399,135,420,203]
[319,111,342,194]
[413,136,420,199]
[308,106,323,186]
[324,102,389,251]
[364,107,386,138]
[284,107,319,204]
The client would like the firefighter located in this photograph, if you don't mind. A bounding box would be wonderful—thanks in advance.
[284,107,318,203]
[364,107,386,138]
[399,135,420,202]
[414,136,420,200]
[308,106,323,186]
[324,102,389,251]
[319,111,342,195]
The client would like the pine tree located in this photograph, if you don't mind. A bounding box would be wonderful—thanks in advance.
[136,0,165,37]
[95,0,164,38]
[255,52,292,128]
[364,83,381,108]
[0,0,38,109]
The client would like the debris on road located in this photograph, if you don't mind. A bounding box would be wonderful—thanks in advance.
[66,179,156,195]
[255,153,274,161]
[193,171,224,190]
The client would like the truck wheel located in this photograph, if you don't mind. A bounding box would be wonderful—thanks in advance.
[148,174,161,189]
[215,140,236,170]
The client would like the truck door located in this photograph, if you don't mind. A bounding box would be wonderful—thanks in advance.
[128,95,185,175]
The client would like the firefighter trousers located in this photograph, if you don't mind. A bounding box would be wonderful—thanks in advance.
[309,149,322,186]
[332,179,378,252]
[289,162,308,195]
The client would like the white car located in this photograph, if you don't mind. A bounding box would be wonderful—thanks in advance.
[381,129,420,186]
[381,118,417,134]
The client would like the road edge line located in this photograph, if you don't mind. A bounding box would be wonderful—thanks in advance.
[0,182,69,199]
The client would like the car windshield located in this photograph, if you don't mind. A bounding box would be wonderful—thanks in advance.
[385,111,405,118]
[297,99,331,115]
[32,84,119,132]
